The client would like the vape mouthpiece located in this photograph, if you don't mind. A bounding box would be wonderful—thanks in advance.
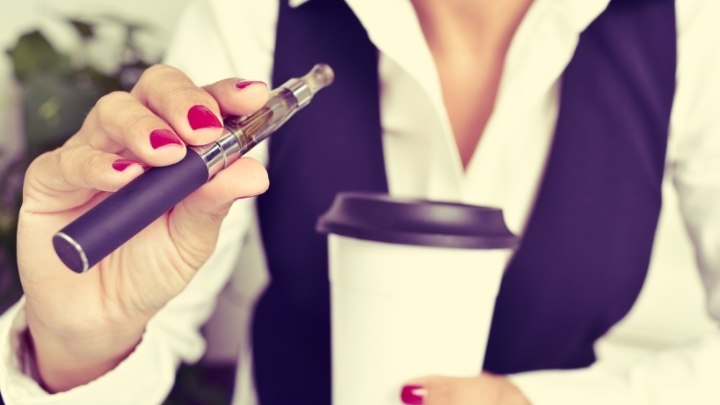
[302,63,335,95]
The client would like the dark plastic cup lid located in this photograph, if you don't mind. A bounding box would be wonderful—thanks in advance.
[316,192,518,249]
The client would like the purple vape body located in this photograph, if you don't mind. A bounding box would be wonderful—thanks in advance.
[53,64,334,273]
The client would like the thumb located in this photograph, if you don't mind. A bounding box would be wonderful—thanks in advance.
[167,157,268,268]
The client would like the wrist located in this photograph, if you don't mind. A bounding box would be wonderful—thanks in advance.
[25,308,146,393]
[498,375,531,405]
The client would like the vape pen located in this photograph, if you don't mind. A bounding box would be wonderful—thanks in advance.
[53,64,335,273]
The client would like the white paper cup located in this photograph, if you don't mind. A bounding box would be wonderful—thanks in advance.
[317,193,518,405]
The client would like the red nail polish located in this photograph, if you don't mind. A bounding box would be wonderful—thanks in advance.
[234,80,263,90]
[149,129,183,149]
[112,159,140,172]
[401,385,425,405]
[188,105,222,130]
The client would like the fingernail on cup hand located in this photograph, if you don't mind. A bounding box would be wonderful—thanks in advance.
[401,385,426,404]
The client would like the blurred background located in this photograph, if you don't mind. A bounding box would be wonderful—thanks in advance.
[0,1,239,404]
[1,0,719,404]
[0,0,188,169]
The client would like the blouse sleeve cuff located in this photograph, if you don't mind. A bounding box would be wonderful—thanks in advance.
[508,366,638,405]
[509,330,720,405]
[0,298,178,405]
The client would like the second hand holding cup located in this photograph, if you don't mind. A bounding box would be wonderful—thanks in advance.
[53,64,335,273]
[317,192,519,405]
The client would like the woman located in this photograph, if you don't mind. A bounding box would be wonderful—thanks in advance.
[1,0,720,404]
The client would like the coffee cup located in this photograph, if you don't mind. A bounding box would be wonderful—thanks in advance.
[317,192,518,405]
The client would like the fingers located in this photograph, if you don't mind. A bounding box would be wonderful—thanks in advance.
[400,374,529,405]
[23,146,145,214]
[132,65,268,146]
[24,64,269,214]
[80,91,186,167]
[402,376,482,405]
[77,68,267,166]
[400,375,484,405]
[203,78,268,117]
[131,65,240,146]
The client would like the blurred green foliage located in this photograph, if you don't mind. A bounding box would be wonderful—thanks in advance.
[0,14,154,313]
[6,17,152,154]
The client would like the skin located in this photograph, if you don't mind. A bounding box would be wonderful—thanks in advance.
[405,374,531,405]
[402,0,534,403]
[18,0,534,402]
[411,0,534,168]
[18,65,270,391]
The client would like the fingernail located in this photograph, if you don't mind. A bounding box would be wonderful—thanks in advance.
[234,80,264,90]
[112,159,141,172]
[401,385,425,405]
[188,105,222,130]
[149,129,183,149]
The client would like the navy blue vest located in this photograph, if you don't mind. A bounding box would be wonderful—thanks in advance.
[254,0,676,403]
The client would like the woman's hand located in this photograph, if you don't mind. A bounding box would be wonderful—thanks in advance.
[400,372,531,405]
[17,64,269,392]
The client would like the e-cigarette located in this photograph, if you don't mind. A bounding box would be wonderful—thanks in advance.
[53,64,335,273]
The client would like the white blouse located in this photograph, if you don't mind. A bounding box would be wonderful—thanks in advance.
[1,0,720,404]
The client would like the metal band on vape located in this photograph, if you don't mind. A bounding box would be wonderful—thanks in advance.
[192,132,242,178]
[191,79,307,178]
[283,78,312,108]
